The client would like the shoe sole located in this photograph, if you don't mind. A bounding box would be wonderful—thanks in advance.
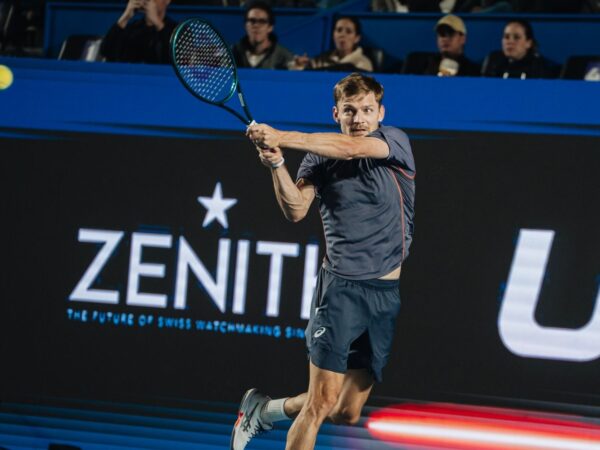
[230,388,259,450]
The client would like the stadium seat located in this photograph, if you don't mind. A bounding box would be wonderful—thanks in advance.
[0,1,17,51]
[400,51,435,75]
[58,35,103,61]
[560,55,600,80]
[363,47,385,73]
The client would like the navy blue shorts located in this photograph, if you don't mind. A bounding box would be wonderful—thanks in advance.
[305,266,401,383]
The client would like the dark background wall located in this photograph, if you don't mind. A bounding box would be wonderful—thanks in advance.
[1,59,599,413]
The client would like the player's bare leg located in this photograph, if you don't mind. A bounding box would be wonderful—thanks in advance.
[285,362,344,450]
[328,368,373,425]
[283,368,373,424]
[283,392,307,417]
[232,366,373,449]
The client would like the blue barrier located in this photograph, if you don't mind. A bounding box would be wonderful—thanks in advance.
[1,57,599,137]
[45,2,600,67]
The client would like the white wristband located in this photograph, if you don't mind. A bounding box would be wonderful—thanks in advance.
[271,158,285,169]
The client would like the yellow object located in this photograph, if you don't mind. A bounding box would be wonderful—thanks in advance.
[0,65,14,90]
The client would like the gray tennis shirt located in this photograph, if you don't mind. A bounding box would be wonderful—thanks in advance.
[297,126,415,280]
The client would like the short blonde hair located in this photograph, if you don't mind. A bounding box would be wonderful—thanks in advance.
[333,72,384,105]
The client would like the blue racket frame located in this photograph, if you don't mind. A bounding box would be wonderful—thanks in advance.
[170,18,255,126]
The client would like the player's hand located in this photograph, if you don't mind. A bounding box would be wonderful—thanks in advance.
[247,123,282,150]
[257,146,284,168]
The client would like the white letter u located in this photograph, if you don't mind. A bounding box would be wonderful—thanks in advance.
[498,229,600,362]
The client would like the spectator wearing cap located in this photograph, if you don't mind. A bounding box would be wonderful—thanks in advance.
[231,1,293,70]
[401,15,480,76]
[481,19,557,79]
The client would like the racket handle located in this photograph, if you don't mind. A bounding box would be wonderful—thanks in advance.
[247,119,257,128]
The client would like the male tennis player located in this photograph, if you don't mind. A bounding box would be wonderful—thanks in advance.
[231,73,415,450]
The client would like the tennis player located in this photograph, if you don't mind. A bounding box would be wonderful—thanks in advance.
[231,72,415,450]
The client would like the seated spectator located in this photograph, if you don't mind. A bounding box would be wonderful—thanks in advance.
[231,1,293,70]
[402,15,479,77]
[100,0,176,64]
[291,17,373,72]
[482,20,556,79]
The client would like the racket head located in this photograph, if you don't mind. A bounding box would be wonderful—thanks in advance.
[170,18,238,106]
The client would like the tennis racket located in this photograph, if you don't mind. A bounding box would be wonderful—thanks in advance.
[170,18,255,126]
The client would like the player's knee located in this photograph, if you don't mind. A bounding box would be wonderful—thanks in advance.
[305,392,339,420]
[329,405,361,426]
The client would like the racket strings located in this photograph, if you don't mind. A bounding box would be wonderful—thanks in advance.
[173,21,236,103]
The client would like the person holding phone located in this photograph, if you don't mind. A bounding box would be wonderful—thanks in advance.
[100,0,177,64]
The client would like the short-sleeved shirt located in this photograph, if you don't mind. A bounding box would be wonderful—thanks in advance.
[297,126,415,280]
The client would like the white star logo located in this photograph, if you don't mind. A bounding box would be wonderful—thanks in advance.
[197,182,238,229]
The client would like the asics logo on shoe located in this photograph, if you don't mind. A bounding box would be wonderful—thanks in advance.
[241,404,258,433]
[314,327,326,338]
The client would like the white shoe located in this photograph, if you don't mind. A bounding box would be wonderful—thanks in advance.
[230,388,273,450]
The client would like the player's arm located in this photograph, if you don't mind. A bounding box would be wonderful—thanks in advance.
[248,125,389,160]
[259,147,315,222]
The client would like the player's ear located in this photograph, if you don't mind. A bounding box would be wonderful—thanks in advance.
[333,106,340,123]
[378,104,385,123]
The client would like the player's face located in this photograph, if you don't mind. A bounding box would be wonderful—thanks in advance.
[502,22,532,61]
[333,19,360,56]
[333,92,385,137]
[246,8,273,46]
[436,26,465,57]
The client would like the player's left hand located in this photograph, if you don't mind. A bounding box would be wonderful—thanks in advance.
[247,123,282,149]
[257,146,284,168]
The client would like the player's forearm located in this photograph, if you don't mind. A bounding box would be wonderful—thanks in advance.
[271,168,308,222]
[279,131,361,160]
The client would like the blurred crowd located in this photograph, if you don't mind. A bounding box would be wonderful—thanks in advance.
[1,0,599,80]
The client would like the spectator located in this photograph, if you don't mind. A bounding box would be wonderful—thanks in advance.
[482,20,556,79]
[231,1,293,70]
[291,17,373,72]
[100,0,176,64]
[402,15,479,77]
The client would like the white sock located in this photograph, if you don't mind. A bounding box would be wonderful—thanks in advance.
[260,397,291,423]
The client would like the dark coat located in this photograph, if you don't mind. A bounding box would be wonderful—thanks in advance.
[100,17,177,64]
[482,50,557,79]
[402,52,480,77]
[231,35,293,70]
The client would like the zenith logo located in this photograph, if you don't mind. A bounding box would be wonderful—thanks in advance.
[498,229,600,362]
[69,182,319,319]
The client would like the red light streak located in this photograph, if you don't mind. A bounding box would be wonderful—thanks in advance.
[367,403,600,450]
